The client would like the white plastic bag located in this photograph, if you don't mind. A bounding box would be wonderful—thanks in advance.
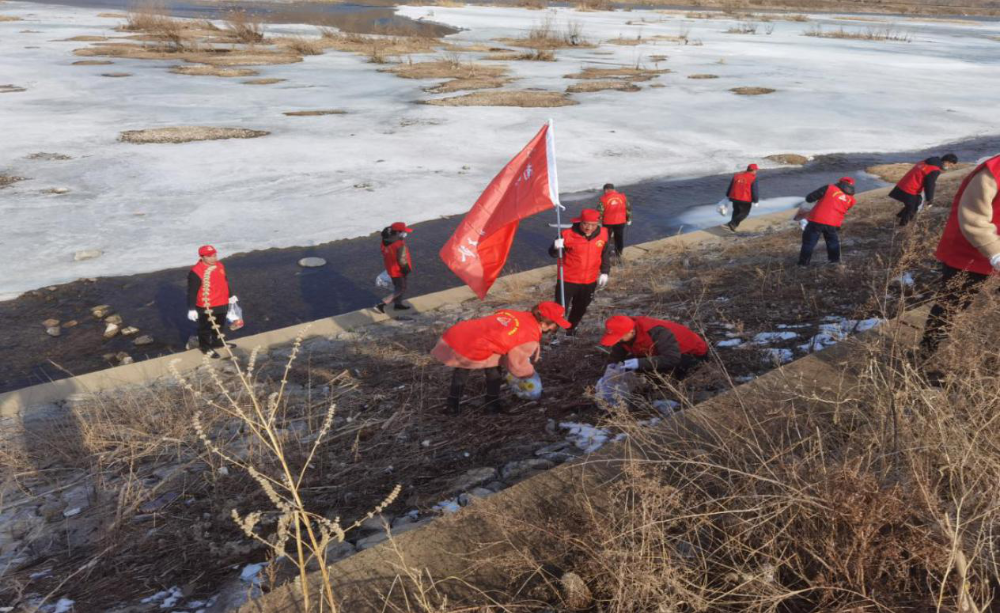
[595,363,638,407]
[227,302,244,331]
[506,372,542,400]
[716,198,730,217]
[375,270,393,289]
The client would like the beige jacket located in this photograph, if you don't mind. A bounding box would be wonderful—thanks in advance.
[957,169,1000,261]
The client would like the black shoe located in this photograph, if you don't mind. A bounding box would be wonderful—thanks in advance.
[200,349,220,359]
[565,328,577,337]
[725,222,736,233]
[445,396,462,415]
[373,303,386,314]
[482,395,506,414]
[393,303,411,311]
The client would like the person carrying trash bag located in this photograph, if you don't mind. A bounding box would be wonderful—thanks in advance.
[431,301,570,414]
[375,221,413,314]
[187,245,240,359]
[550,208,612,336]
[795,177,857,267]
[600,314,708,379]
[597,183,631,257]
[725,163,760,232]
[891,153,958,227]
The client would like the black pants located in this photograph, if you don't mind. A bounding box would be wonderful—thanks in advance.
[555,280,596,330]
[197,306,229,352]
[448,366,502,402]
[891,188,922,227]
[798,221,841,265]
[920,264,989,355]
[729,200,752,228]
[605,223,626,256]
[387,275,407,305]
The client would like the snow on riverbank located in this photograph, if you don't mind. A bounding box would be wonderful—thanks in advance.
[2,2,999,298]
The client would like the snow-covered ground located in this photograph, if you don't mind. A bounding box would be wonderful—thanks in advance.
[2,2,999,299]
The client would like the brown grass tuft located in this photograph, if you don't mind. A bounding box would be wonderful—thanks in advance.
[100,72,132,77]
[119,126,270,144]
[283,109,348,116]
[566,80,640,93]
[805,23,911,41]
[486,49,556,61]
[223,9,264,44]
[575,0,613,11]
[766,152,808,165]
[274,35,325,56]
[497,17,594,49]
[169,64,258,77]
[687,72,719,79]
[423,90,577,107]
[72,60,114,65]
[0,174,26,188]
[242,78,286,85]
[730,86,776,95]
[0,84,27,93]
[0,15,23,22]
[564,66,669,82]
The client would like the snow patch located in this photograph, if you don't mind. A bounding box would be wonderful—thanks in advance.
[800,317,883,352]
[752,331,799,344]
[763,348,794,364]
[716,338,743,347]
[433,499,462,514]
[560,421,610,454]
[240,562,268,585]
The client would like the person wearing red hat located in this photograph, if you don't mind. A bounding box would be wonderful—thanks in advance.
[725,163,760,232]
[375,222,414,314]
[187,245,238,358]
[431,301,571,413]
[600,314,708,378]
[796,176,857,266]
[597,183,632,257]
[891,153,958,227]
[919,154,1000,358]
[550,208,612,335]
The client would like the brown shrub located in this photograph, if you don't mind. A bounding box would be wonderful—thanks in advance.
[566,80,640,93]
[730,86,775,95]
[223,9,264,44]
[423,90,577,107]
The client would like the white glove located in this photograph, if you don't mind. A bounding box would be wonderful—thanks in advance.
[627,220,632,226]
[597,273,608,289]
[799,219,809,231]
[753,201,760,208]
[228,295,238,304]
[187,309,198,322]
[621,358,640,371]
[991,254,1000,271]
[553,238,565,250]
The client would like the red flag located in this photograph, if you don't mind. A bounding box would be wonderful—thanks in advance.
[440,122,560,299]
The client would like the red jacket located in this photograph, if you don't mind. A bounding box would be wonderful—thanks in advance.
[442,310,541,362]
[599,190,629,225]
[728,171,757,202]
[897,160,943,196]
[625,317,708,358]
[381,238,412,278]
[935,155,1000,275]
[190,261,231,308]
[560,226,610,284]
[807,185,856,227]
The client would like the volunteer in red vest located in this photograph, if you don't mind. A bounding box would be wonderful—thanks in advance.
[431,301,571,414]
[796,177,857,266]
[550,208,612,335]
[600,314,709,379]
[375,221,413,314]
[920,155,1000,357]
[725,163,760,232]
[597,183,632,257]
[892,154,958,227]
[187,245,238,358]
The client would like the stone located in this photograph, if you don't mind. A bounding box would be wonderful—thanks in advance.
[458,487,494,506]
[484,481,505,493]
[103,322,120,338]
[140,491,180,513]
[104,314,123,325]
[120,326,139,336]
[298,256,327,268]
[74,249,103,262]
[308,540,356,571]
[115,351,132,365]
[42,318,60,327]
[186,335,199,350]
[447,467,497,493]
[47,187,70,194]
[392,517,431,536]
[61,484,92,514]
[91,304,111,318]
[45,326,61,337]
[559,572,593,611]
[355,531,389,550]
[134,335,154,346]
[358,513,392,533]
[62,320,78,328]
[500,459,554,481]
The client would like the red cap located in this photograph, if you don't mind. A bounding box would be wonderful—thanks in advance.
[839,176,855,185]
[390,222,413,233]
[198,245,217,257]
[572,209,601,224]
[536,301,571,329]
[600,315,636,346]
[748,163,759,171]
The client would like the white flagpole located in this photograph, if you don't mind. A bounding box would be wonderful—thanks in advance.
[547,118,567,308]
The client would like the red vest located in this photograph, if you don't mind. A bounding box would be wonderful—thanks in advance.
[728,171,756,202]
[442,310,541,362]
[935,156,1000,275]
[807,185,856,228]
[623,317,708,358]
[191,261,230,308]
[381,240,412,278]
[896,161,942,196]
[600,191,629,225]
[561,227,608,284]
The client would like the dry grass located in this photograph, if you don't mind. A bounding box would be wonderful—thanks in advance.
[317,29,440,63]
[385,58,510,93]
[564,66,669,82]
[804,23,912,41]
[169,64,259,77]
[725,21,759,34]
[119,126,270,144]
[434,0,465,5]
[100,72,132,77]
[687,72,719,79]
[514,0,549,9]
[575,0,614,11]
[72,60,114,65]
[73,44,302,66]
[223,9,264,44]
[730,86,776,95]
[423,90,577,107]
[0,174,26,188]
[274,35,325,56]
[0,84,26,93]
[243,78,285,85]
[566,80,641,93]
[485,49,555,61]
[766,152,808,165]
[497,17,594,50]
[97,12,127,18]
[123,3,188,49]
[283,109,348,116]
[0,14,22,22]
[59,35,109,42]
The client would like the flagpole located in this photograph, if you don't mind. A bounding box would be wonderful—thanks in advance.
[547,119,566,309]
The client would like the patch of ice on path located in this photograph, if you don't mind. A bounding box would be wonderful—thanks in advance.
[800,317,883,352]
[763,348,794,364]
[752,331,799,344]
[716,338,743,347]
[560,421,610,454]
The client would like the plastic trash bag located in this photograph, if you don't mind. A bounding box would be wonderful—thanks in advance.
[716,198,730,217]
[227,302,245,331]
[506,372,542,400]
[595,363,638,407]
[375,270,393,289]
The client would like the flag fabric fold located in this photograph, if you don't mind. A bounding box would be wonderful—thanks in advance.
[440,122,560,299]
